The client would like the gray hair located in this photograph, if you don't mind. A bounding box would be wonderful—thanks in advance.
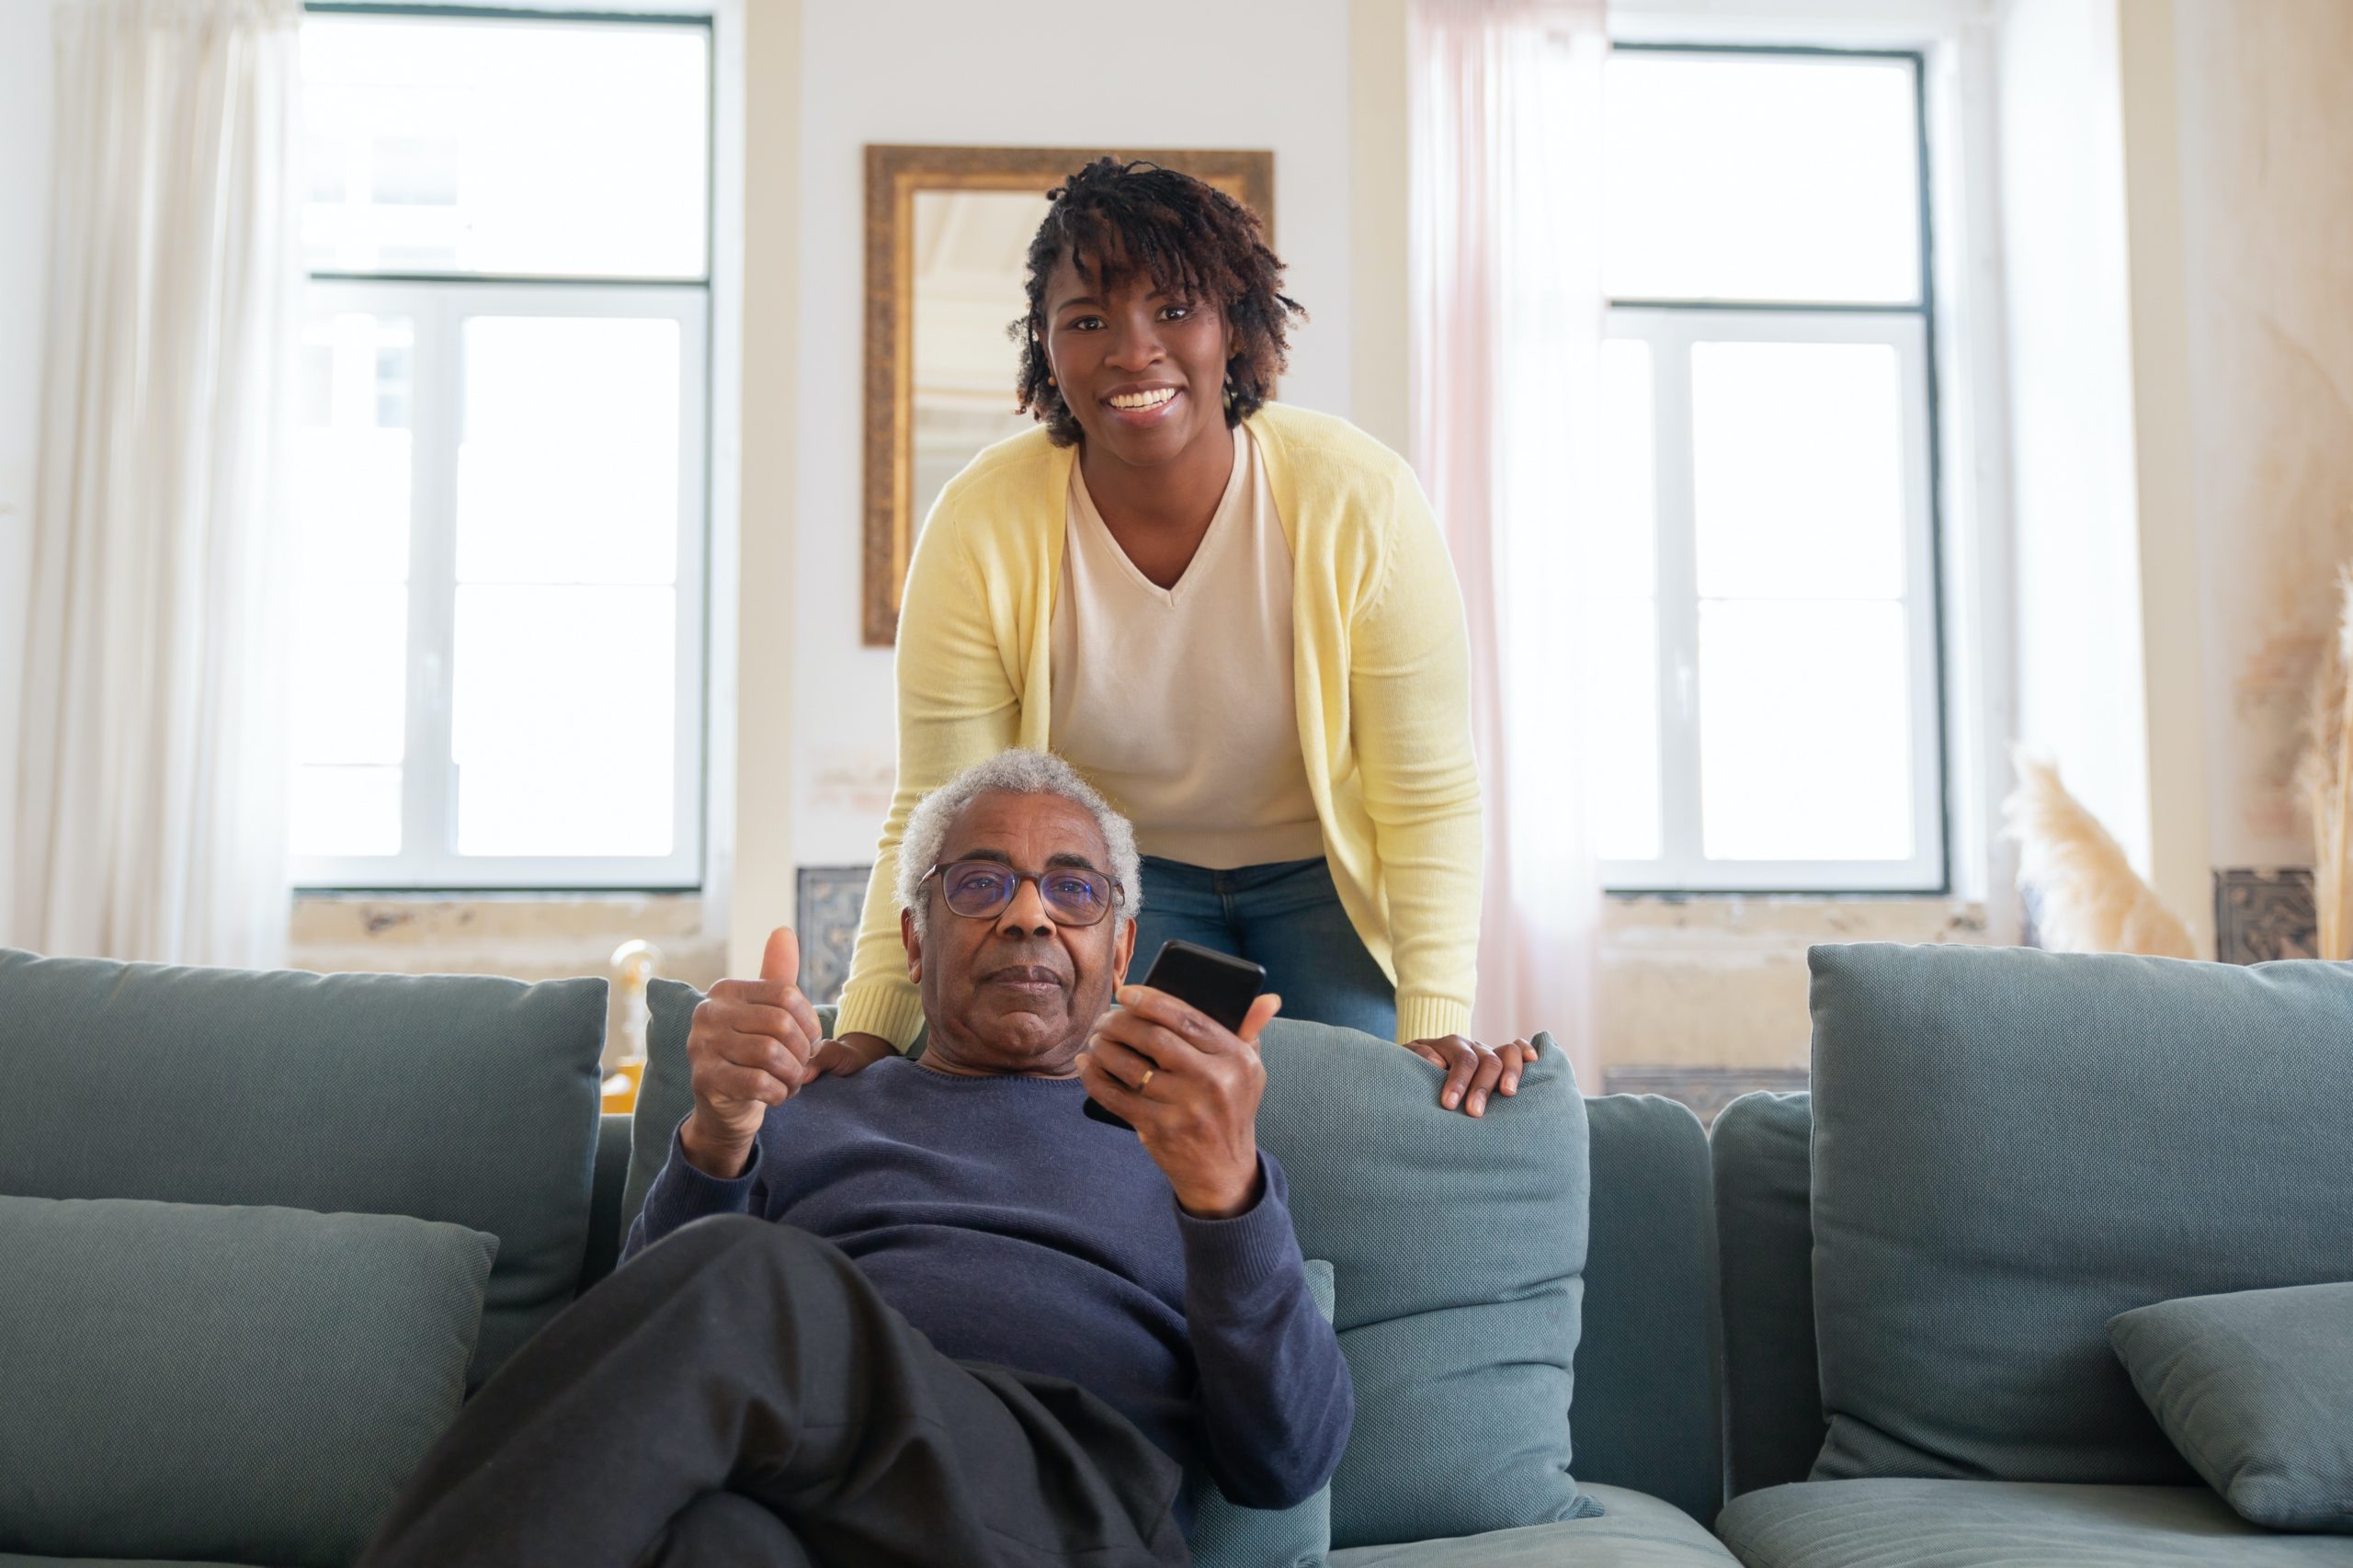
[896,749,1143,937]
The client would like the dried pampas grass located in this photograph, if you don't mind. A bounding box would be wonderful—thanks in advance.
[2003,752,2196,958]
[2290,566,2353,960]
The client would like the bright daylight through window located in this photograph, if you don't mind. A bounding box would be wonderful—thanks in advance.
[291,9,710,890]
[1589,45,1945,893]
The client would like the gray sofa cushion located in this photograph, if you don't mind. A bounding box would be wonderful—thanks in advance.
[1711,1091,1824,1499]
[1715,1479,2353,1567]
[1575,1094,1722,1525]
[0,948,605,1389]
[627,976,718,1238]
[1806,944,2353,1484]
[1185,1257,1337,1568]
[1327,1483,1736,1565]
[1255,1018,1598,1548]
[2109,1282,2353,1531]
[0,1195,495,1568]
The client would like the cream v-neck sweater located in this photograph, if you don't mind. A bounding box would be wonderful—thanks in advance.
[1049,424,1324,869]
[837,404,1482,1049]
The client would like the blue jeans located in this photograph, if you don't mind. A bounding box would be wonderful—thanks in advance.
[1131,857,1397,1040]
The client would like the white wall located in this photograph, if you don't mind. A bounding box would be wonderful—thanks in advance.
[0,0,54,944]
[1994,0,2157,882]
[1998,0,2353,932]
[2173,0,2353,873]
[784,0,1357,867]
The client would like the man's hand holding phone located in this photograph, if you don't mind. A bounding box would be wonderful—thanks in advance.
[681,926,825,1179]
[1078,983,1282,1221]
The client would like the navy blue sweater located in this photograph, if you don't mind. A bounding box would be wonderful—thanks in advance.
[621,1056,1352,1511]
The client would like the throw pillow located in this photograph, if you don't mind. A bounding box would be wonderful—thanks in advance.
[0,945,604,1388]
[1254,1017,1600,1549]
[1184,1257,1338,1568]
[1807,943,2353,1485]
[0,1195,497,1568]
[2109,1282,2353,1531]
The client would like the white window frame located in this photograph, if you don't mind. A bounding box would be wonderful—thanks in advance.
[291,278,710,892]
[1596,40,1949,895]
[1599,305,1944,892]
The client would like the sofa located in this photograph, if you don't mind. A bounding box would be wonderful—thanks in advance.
[1,940,2347,1567]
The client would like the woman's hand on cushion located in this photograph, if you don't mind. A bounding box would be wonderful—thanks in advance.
[1403,1034,1540,1117]
[808,1031,897,1077]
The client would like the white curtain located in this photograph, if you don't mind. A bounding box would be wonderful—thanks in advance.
[1409,0,1608,1085]
[13,0,302,966]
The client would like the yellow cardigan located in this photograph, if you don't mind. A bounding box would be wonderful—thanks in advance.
[835,403,1483,1049]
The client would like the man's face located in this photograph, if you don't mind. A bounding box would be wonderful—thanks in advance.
[903,790,1135,1076]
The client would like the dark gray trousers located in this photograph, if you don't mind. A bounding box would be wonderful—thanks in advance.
[358,1214,1191,1568]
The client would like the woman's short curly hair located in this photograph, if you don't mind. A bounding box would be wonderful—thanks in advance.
[1011,158,1304,448]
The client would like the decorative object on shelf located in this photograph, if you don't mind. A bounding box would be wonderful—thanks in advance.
[2002,752,2195,957]
[602,939,662,1114]
[2212,868,2319,964]
[2290,564,2353,959]
[795,866,872,1004]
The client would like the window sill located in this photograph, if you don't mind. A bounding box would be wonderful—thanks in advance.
[287,891,724,987]
[1601,890,1987,943]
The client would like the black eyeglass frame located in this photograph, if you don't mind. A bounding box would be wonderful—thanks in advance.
[916,859,1125,927]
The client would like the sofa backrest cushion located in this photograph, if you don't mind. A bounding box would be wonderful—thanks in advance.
[630,992,1600,1550]
[1807,943,2353,1484]
[1254,1017,1598,1548]
[626,977,716,1236]
[1711,1090,1824,1498]
[1183,1257,1337,1568]
[0,1195,494,1568]
[1574,1093,1722,1525]
[0,947,606,1387]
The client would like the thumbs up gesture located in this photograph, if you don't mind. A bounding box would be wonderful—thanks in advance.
[680,926,826,1177]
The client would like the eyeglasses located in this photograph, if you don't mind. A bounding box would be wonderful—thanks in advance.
[918,859,1121,927]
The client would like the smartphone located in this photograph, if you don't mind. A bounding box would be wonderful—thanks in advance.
[1084,940,1267,1131]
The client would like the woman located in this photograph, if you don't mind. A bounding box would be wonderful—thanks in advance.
[827,158,1532,1116]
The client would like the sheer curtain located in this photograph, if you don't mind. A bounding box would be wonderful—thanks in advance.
[1410,0,1608,1085]
[13,0,302,966]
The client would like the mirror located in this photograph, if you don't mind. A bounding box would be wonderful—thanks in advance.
[862,144,1275,644]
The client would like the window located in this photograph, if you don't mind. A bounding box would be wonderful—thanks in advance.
[1592,46,1945,892]
[292,8,711,889]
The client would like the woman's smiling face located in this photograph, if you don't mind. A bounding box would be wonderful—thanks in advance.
[1040,247,1234,470]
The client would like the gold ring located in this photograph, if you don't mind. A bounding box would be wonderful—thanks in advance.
[1136,1066,1157,1091]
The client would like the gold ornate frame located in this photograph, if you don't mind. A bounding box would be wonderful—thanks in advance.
[861,144,1276,645]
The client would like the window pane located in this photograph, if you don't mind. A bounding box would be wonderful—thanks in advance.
[1690,340,1907,601]
[451,585,676,858]
[291,308,410,860]
[1604,52,1920,303]
[1593,337,1655,597]
[1586,597,1663,862]
[292,766,403,859]
[1698,601,1915,861]
[295,311,412,583]
[292,586,409,767]
[301,17,709,278]
[457,317,681,585]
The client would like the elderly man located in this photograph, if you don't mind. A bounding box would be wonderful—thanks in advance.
[358,749,1351,1568]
